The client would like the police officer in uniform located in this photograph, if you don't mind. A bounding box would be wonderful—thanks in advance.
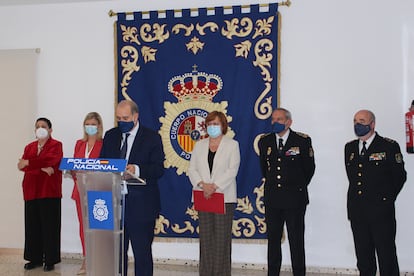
[345,109,406,276]
[258,108,315,276]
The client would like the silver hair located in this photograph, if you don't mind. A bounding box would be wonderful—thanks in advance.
[367,110,376,123]
[274,107,292,120]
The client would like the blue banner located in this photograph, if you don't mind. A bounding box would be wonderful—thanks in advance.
[116,3,279,238]
[87,191,114,230]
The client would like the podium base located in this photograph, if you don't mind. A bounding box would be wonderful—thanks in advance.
[85,229,122,276]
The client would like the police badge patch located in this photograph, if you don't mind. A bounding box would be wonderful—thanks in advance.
[309,147,314,157]
[395,153,403,163]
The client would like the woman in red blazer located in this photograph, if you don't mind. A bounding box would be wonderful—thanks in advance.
[18,117,63,272]
[71,112,103,274]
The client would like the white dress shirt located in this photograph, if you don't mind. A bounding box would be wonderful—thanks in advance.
[122,122,141,178]
[276,129,290,147]
[359,132,376,154]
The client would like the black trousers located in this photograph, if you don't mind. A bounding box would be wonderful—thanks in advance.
[24,198,61,265]
[265,206,306,276]
[350,212,399,276]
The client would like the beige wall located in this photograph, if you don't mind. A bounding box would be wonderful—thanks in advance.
[0,49,38,248]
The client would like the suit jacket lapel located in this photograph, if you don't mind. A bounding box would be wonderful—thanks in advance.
[116,132,123,156]
[89,140,102,158]
[210,137,225,178]
[352,140,359,156]
[283,132,295,155]
[77,141,87,157]
[268,133,278,158]
[365,134,380,157]
[129,127,144,160]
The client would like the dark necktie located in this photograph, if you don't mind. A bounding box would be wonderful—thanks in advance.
[278,138,284,153]
[120,133,130,159]
[360,141,367,156]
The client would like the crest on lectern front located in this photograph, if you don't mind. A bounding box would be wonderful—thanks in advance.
[93,198,109,222]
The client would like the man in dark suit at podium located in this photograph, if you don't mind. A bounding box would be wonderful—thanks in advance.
[100,100,165,276]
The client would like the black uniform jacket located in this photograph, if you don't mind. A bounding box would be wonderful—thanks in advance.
[344,133,406,221]
[259,130,315,209]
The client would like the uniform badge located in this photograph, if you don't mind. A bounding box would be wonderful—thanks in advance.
[267,146,272,156]
[395,153,403,163]
[369,152,386,161]
[349,153,354,161]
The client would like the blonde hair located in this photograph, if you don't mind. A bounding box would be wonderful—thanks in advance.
[82,112,103,141]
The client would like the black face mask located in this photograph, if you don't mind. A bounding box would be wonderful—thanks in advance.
[354,123,371,137]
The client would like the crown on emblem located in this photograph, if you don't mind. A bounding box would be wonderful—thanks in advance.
[95,199,106,205]
[168,65,223,102]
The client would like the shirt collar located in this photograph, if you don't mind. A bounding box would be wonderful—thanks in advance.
[359,132,376,149]
[276,129,290,144]
[125,121,139,137]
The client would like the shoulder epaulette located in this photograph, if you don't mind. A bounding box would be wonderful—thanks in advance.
[296,132,309,138]
[346,139,358,145]
[383,137,396,143]
[260,133,273,139]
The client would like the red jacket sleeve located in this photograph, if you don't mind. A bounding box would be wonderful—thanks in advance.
[22,138,63,172]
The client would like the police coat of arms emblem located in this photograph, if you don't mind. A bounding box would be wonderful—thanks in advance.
[159,65,234,175]
[92,198,109,222]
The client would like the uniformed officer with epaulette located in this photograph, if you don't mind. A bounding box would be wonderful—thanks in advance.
[258,108,315,276]
[345,109,406,276]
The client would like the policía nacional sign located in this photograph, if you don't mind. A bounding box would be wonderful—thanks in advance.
[59,158,127,172]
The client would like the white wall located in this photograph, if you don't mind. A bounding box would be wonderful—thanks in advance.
[0,0,413,272]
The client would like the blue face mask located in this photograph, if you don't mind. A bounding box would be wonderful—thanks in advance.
[272,122,286,134]
[118,121,134,133]
[354,123,371,137]
[207,125,222,138]
[84,125,98,136]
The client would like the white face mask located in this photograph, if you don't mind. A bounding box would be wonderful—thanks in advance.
[36,127,49,139]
